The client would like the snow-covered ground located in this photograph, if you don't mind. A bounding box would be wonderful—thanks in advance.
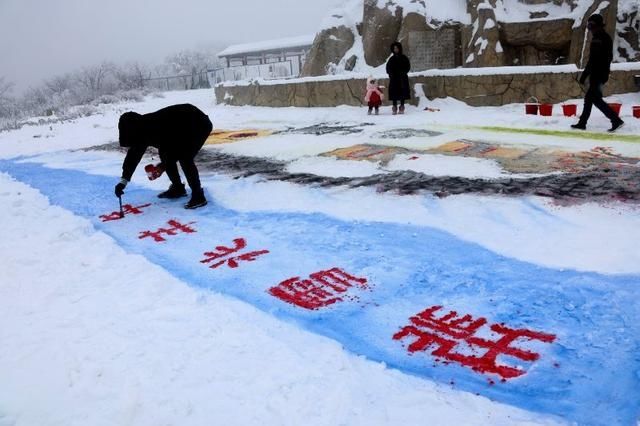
[1,88,640,425]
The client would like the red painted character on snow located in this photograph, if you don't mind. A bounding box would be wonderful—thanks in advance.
[393,306,556,380]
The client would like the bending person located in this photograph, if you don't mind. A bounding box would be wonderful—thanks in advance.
[115,103,213,209]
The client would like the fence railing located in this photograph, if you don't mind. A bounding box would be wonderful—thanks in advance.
[142,71,211,92]
[208,60,299,84]
[139,59,301,92]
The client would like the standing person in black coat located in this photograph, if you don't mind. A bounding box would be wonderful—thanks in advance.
[386,42,411,115]
[114,103,213,209]
[572,14,624,132]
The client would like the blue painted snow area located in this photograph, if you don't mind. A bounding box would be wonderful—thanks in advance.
[2,158,639,425]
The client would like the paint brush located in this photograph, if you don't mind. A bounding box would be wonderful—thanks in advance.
[118,196,125,219]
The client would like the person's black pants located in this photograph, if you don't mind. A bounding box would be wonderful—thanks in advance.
[579,81,619,124]
[392,100,405,107]
[163,120,213,192]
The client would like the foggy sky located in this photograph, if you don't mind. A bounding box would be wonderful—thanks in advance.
[0,0,339,93]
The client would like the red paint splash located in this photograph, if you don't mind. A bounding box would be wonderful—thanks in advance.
[393,306,556,380]
[269,268,369,310]
[100,203,152,222]
[138,219,197,242]
[200,238,269,269]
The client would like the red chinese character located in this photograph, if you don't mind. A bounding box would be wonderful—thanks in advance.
[269,268,368,310]
[100,203,152,222]
[138,219,196,242]
[200,238,269,269]
[393,306,556,380]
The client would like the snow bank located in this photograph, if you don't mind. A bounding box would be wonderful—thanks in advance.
[217,62,640,87]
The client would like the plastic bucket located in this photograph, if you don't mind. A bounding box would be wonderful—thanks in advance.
[633,106,640,119]
[525,104,539,115]
[608,103,622,115]
[562,104,577,117]
[539,104,554,117]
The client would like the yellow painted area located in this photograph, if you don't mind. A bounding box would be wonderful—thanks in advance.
[205,129,272,145]
[433,141,472,153]
[321,140,640,175]
[322,144,406,165]
[477,147,528,160]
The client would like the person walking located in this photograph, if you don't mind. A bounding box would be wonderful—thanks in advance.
[386,42,411,115]
[571,14,624,133]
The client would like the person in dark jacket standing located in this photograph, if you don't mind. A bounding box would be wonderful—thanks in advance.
[572,14,624,132]
[386,42,411,115]
[114,103,213,209]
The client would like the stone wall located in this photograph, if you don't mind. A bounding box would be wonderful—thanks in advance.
[215,67,640,107]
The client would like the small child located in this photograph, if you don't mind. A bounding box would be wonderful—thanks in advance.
[364,78,384,115]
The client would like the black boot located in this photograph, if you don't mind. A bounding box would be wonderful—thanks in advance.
[185,188,207,210]
[608,119,624,133]
[571,122,587,130]
[158,183,187,199]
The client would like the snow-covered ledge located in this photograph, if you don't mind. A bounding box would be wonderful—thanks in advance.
[215,63,640,107]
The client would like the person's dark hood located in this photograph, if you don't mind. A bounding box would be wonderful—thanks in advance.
[390,42,404,55]
[118,112,144,148]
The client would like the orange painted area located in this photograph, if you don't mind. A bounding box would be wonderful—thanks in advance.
[206,129,272,145]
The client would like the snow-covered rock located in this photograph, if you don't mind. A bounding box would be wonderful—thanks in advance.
[302,0,631,76]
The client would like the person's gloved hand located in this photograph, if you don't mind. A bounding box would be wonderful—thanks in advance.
[115,179,128,197]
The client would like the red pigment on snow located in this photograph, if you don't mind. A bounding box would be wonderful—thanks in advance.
[100,203,152,222]
[138,219,196,242]
[229,132,259,139]
[200,238,269,269]
[268,268,368,310]
[393,306,556,380]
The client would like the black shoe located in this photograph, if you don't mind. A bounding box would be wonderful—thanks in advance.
[571,123,587,130]
[158,183,187,199]
[185,189,207,210]
[608,120,624,133]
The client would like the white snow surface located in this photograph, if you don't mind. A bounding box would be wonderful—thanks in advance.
[2,87,640,424]
[1,173,562,426]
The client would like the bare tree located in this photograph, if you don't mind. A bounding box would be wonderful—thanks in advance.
[44,73,75,96]
[75,62,115,100]
[0,77,13,99]
[113,62,150,90]
[163,49,217,89]
[0,77,16,118]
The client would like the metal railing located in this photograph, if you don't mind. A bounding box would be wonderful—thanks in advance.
[208,60,299,84]
[142,71,211,92]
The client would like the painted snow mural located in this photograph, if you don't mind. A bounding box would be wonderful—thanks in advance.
[302,0,640,77]
[1,148,639,426]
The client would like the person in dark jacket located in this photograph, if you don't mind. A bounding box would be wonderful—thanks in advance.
[114,103,213,209]
[572,14,624,132]
[386,42,411,115]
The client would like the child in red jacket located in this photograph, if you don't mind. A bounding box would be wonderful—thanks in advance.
[364,78,384,115]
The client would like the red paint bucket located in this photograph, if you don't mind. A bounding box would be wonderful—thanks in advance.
[525,104,539,115]
[633,106,640,119]
[562,104,577,117]
[608,103,622,115]
[539,104,554,117]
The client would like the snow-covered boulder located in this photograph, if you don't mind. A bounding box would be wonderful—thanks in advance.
[615,0,640,62]
[303,0,632,76]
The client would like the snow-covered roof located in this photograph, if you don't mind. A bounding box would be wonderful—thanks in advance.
[218,34,316,57]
